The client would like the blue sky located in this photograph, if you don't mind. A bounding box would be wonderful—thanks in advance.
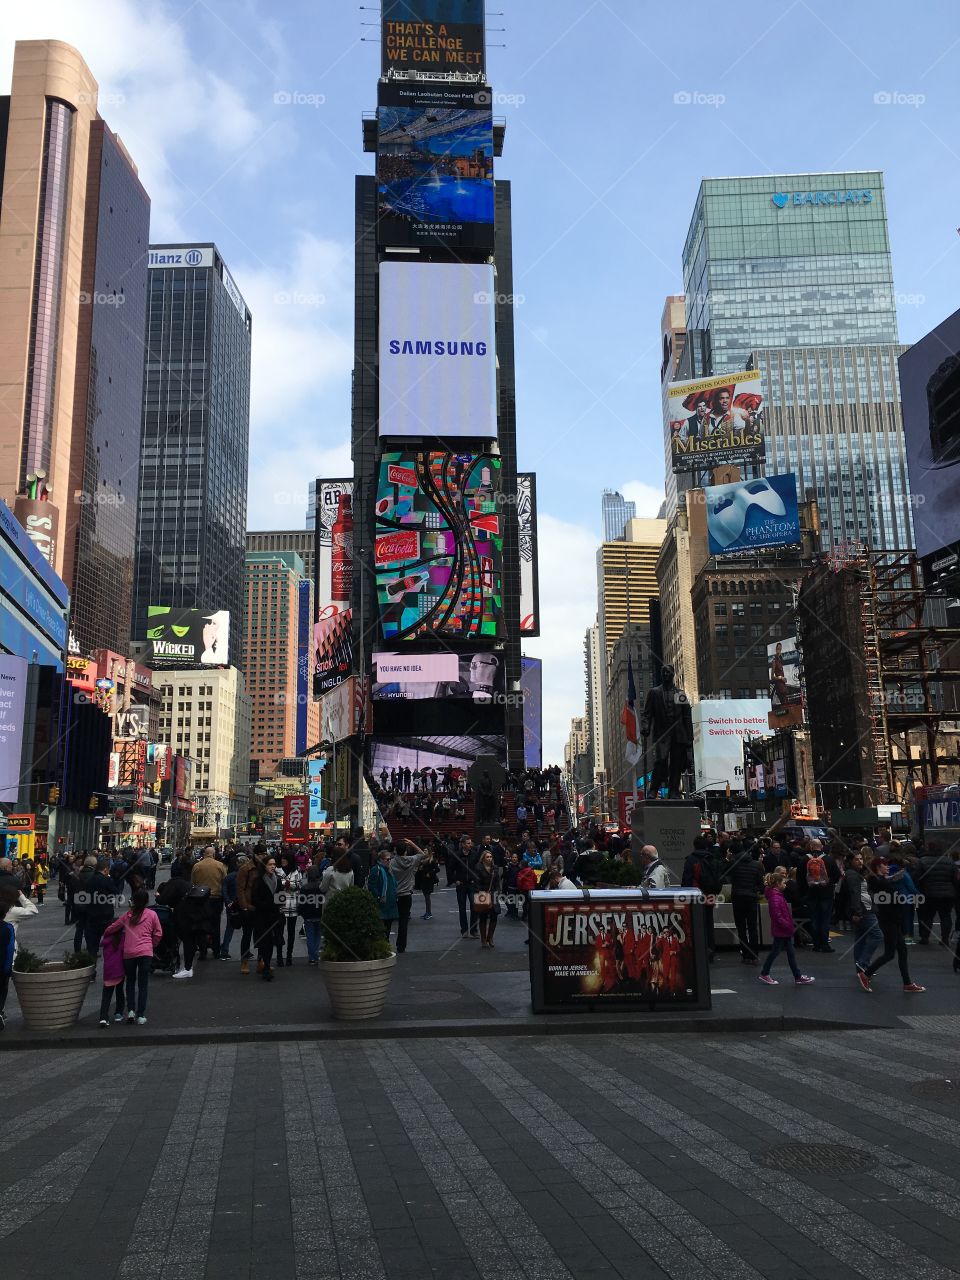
[6,0,960,759]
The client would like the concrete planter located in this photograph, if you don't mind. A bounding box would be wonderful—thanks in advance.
[319,952,397,1020]
[12,963,94,1031]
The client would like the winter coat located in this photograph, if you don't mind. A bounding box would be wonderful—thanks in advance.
[765,886,796,939]
[298,874,326,921]
[724,851,764,898]
[100,929,126,987]
[916,853,956,901]
[366,863,399,921]
[104,908,162,959]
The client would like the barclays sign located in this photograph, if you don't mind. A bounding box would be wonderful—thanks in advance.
[771,190,874,209]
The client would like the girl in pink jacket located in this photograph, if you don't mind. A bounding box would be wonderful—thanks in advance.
[98,928,126,1026]
[103,889,162,1024]
[759,871,815,986]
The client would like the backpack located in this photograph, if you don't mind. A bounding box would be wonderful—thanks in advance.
[806,856,828,887]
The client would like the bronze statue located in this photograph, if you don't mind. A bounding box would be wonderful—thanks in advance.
[641,666,693,798]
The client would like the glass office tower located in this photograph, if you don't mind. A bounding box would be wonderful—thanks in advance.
[132,244,252,647]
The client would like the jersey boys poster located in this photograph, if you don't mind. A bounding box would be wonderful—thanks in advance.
[527,891,711,1012]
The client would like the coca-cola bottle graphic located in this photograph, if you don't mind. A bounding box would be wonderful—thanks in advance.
[331,492,353,608]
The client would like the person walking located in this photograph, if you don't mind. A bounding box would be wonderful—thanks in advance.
[33,856,48,905]
[251,856,282,981]
[299,864,326,965]
[802,839,838,954]
[472,849,501,949]
[415,847,439,920]
[860,856,926,993]
[102,889,162,1024]
[236,849,261,974]
[219,858,241,960]
[97,927,126,1026]
[724,840,764,964]
[845,848,885,991]
[758,871,815,986]
[172,886,211,980]
[916,841,955,951]
[191,845,226,960]
[277,852,302,966]
[366,848,399,945]
[451,837,479,938]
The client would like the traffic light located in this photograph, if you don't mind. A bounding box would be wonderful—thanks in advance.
[48,785,60,804]
[88,796,99,811]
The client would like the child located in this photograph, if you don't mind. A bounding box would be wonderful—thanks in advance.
[759,871,815,986]
[98,927,126,1026]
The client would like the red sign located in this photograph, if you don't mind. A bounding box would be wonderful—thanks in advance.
[6,814,35,831]
[283,794,309,843]
[387,464,417,487]
[617,792,637,831]
[375,529,420,565]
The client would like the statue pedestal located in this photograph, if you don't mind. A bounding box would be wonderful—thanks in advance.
[630,799,703,885]
[474,821,504,840]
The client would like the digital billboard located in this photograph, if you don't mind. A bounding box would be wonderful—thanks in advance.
[704,474,800,555]
[320,677,358,744]
[381,0,485,76]
[375,450,504,641]
[691,699,771,793]
[146,607,230,667]
[521,656,542,769]
[517,473,540,635]
[313,480,354,698]
[372,651,503,701]
[898,308,960,578]
[369,733,506,777]
[296,580,311,756]
[666,369,765,474]
[314,611,353,696]
[377,81,493,251]
[378,262,497,440]
[308,758,327,829]
[116,704,150,740]
[0,655,28,803]
[768,636,804,729]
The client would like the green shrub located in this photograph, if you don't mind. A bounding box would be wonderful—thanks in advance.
[63,950,96,970]
[594,858,644,887]
[321,887,392,962]
[12,947,44,973]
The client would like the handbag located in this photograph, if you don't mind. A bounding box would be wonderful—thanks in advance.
[473,891,493,913]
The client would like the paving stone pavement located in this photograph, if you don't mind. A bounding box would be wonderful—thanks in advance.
[4,1026,960,1279]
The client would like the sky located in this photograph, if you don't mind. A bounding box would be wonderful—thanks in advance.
[5,0,960,763]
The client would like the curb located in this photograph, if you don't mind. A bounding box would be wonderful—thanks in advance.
[0,1014,885,1051]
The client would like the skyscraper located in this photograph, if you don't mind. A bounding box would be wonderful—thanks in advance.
[601,490,636,542]
[666,172,912,549]
[0,40,150,645]
[133,244,252,650]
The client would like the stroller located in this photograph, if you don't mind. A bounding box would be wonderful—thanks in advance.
[151,903,181,974]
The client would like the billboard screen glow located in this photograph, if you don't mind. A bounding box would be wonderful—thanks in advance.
[373,651,503,701]
[378,262,497,440]
[692,699,771,793]
[0,655,28,803]
[381,0,485,76]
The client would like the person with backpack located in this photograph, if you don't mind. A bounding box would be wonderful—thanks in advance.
[800,841,836,952]
[758,870,815,986]
[682,836,723,960]
[723,839,764,964]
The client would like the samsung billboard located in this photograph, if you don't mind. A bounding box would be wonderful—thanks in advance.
[378,262,497,440]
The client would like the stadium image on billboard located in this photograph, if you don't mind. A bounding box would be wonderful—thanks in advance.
[378,261,497,440]
[146,606,230,667]
[377,81,493,251]
[375,450,504,641]
[666,369,765,474]
[372,651,504,701]
[369,734,506,781]
[704,474,800,556]
[381,0,485,76]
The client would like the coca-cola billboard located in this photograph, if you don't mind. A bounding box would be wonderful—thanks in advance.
[283,794,309,843]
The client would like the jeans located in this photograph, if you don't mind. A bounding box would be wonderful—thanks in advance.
[304,920,323,962]
[73,916,86,953]
[396,895,413,952]
[865,914,911,983]
[853,914,884,971]
[731,896,760,960]
[221,920,237,957]
[124,957,151,1017]
[99,983,125,1021]
[240,912,256,961]
[279,916,297,960]
[761,935,802,979]
[422,891,432,916]
[808,894,833,950]
[456,883,476,934]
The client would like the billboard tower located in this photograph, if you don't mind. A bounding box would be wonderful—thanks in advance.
[332,0,534,824]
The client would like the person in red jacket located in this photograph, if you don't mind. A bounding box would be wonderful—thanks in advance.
[102,889,162,1024]
[759,871,815,987]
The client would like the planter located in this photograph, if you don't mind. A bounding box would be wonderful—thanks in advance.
[319,952,397,1021]
[12,963,94,1031]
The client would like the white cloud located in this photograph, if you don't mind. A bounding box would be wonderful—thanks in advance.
[622,479,666,518]
[523,513,598,765]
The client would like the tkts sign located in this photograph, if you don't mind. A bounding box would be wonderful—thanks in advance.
[283,794,309,843]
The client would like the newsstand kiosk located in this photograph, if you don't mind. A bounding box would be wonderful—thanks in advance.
[527,888,712,1014]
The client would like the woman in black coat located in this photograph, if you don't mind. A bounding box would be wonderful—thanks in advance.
[251,856,282,982]
[471,850,502,949]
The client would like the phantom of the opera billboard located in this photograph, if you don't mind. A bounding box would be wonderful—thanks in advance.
[375,450,504,641]
[704,473,800,556]
[527,890,712,1013]
[377,80,494,251]
[666,369,765,474]
[378,261,497,440]
[381,0,486,76]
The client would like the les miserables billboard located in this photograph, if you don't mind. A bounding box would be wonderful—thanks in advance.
[527,890,711,1013]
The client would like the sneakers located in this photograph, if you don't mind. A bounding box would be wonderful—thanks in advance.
[99,1018,109,1027]
[127,1010,136,1022]
[422,913,432,920]
[758,974,778,985]
[171,968,194,980]
[136,1016,147,1025]
[114,1012,125,1022]
[219,954,230,961]
[903,983,926,993]
[857,969,872,992]
[795,975,815,985]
